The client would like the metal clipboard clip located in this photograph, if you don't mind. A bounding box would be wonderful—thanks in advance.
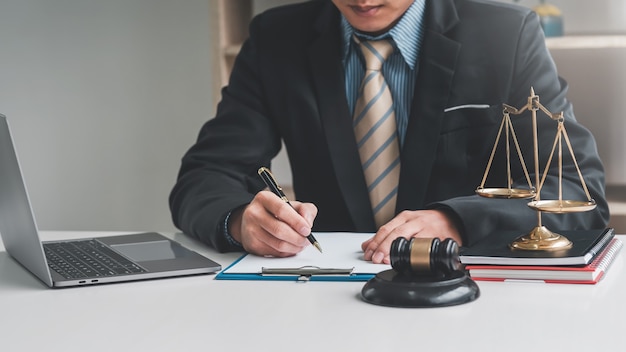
[261,266,355,282]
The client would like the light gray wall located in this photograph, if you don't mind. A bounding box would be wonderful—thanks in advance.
[549,45,626,186]
[500,0,626,34]
[0,0,213,232]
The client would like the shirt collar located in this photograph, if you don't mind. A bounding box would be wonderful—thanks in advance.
[339,0,426,69]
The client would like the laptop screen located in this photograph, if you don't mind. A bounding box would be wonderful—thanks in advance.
[0,114,53,285]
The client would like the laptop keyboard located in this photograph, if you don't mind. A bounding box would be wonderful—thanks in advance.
[44,240,147,280]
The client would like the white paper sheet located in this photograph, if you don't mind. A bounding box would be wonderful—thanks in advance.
[222,232,392,274]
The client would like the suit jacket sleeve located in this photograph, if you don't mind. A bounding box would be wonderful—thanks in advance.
[169,15,279,252]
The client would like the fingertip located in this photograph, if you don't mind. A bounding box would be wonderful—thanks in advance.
[295,226,307,237]
[305,215,315,228]
[361,238,372,251]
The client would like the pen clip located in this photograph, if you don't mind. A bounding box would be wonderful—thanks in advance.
[258,167,288,201]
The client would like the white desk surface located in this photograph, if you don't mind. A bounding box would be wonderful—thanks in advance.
[1,231,624,352]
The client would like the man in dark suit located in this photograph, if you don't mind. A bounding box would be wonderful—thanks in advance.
[169,0,609,264]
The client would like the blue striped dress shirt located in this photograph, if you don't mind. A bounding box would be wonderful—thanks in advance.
[339,0,426,147]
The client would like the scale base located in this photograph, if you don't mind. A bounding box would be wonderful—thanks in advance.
[361,269,480,308]
[509,225,573,251]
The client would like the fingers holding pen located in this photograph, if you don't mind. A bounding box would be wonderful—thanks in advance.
[289,200,318,233]
[260,191,316,237]
[239,191,316,256]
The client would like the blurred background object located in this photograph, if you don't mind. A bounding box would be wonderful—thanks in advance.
[533,0,564,37]
[514,0,563,37]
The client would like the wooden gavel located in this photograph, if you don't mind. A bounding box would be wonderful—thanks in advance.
[390,237,462,277]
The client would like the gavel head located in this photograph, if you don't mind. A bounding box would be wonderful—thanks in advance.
[390,237,461,277]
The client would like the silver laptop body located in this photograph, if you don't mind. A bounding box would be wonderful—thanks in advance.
[0,114,221,288]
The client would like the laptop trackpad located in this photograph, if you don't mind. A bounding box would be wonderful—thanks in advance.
[110,241,190,262]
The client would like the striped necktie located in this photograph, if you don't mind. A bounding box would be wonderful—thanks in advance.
[353,38,401,228]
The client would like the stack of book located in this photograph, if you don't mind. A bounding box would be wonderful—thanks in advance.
[460,228,621,284]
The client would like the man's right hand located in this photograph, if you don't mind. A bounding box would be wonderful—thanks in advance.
[228,191,318,257]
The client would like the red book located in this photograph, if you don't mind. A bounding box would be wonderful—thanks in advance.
[465,238,622,284]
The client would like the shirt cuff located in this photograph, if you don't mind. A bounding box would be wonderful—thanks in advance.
[223,211,244,249]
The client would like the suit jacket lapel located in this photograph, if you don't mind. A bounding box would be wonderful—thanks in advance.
[308,4,376,230]
[396,0,462,211]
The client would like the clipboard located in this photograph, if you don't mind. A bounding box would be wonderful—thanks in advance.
[215,232,391,282]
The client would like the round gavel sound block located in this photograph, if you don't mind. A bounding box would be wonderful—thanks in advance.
[361,237,480,308]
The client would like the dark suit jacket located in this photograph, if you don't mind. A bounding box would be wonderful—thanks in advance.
[170,0,609,252]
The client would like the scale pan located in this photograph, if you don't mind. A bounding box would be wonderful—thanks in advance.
[527,199,597,213]
[475,188,535,199]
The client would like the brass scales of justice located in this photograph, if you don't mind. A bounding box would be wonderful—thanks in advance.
[475,88,597,251]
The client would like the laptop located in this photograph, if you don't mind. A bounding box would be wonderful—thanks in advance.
[0,114,221,288]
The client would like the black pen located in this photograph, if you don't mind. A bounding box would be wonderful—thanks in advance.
[257,167,323,253]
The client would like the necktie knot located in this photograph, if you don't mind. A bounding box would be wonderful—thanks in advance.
[357,38,394,72]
